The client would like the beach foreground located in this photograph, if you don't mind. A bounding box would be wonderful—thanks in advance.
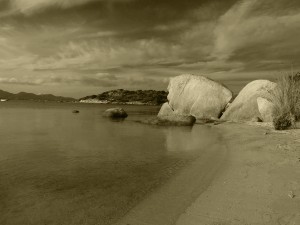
[116,123,300,225]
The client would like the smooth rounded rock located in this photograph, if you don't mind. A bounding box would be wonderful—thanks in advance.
[103,108,128,118]
[257,97,275,122]
[221,80,276,122]
[167,74,232,119]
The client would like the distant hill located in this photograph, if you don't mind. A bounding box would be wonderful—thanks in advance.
[79,89,168,105]
[0,90,76,102]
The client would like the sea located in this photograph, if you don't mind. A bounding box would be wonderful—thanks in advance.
[0,101,222,225]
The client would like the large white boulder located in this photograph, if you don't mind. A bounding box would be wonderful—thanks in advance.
[257,97,275,122]
[166,74,233,119]
[221,80,276,121]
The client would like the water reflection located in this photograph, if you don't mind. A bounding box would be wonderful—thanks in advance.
[165,125,221,152]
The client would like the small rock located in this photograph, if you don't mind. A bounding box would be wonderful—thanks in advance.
[72,110,79,113]
[139,116,196,126]
[103,108,128,118]
[214,121,222,125]
[288,191,295,199]
[251,117,263,122]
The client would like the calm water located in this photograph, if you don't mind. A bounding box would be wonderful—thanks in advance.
[0,101,221,225]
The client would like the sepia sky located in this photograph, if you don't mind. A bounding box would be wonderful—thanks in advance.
[0,0,300,97]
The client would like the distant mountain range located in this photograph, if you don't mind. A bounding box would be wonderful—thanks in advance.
[0,90,76,102]
[80,89,168,105]
[0,89,168,104]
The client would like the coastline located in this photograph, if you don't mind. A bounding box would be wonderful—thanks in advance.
[116,122,300,225]
[79,99,161,106]
[115,125,229,225]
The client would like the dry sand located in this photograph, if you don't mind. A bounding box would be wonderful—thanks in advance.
[116,123,300,225]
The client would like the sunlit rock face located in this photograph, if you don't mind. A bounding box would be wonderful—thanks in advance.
[257,97,275,122]
[221,80,276,122]
[166,74,233,119]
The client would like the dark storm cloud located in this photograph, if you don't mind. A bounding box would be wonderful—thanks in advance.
[0,0,300,97]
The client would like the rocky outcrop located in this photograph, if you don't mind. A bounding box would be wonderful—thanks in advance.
[257,97,274,122]
[80,89,167,105]
[165,74,233,119]
[221,80,276,122]
[157,103,196,126]
[103,108,128,118]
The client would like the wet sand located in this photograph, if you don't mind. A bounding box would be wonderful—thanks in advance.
[116,123,300,225]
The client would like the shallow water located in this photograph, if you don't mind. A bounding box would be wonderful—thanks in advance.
[0,101,222,225]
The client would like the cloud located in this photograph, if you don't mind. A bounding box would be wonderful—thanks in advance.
[0,75,45,85]
[32,39,185,71]
[1,0,300,97]
[1,0,132,16]
[0,35,38,70]
[77,73,118,87]
[0,70,169,91]
[212,0,300,63]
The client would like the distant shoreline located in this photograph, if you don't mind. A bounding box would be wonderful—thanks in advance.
[0,99,78,103]
[0,99,166,106]
[79,99,164,106]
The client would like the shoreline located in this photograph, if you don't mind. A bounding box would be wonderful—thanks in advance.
[116,123,300,225]
[115,124,229,225]
[79,99,162,106]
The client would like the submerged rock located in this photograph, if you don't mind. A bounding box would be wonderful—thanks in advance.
[103,108,128,118]
[257,97,274,122]
[72,110,80,113]
[141,117,196,126]
[221,80,276,122]
[166,74,233,119]
[157,103,196,126]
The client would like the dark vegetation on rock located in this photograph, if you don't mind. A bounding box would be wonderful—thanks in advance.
[0,89,75,102]
[273,113,295,130]
[80,89,168,105]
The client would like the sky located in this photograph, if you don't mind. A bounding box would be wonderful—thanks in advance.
[0,0,300,98]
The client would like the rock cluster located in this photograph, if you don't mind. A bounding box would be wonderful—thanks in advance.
[157,74,277,125]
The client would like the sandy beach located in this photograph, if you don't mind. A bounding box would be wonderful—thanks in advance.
[116,123,300,225]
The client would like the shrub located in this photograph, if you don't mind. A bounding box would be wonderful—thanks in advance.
[273,112,295,130]
[270,72,300,130]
